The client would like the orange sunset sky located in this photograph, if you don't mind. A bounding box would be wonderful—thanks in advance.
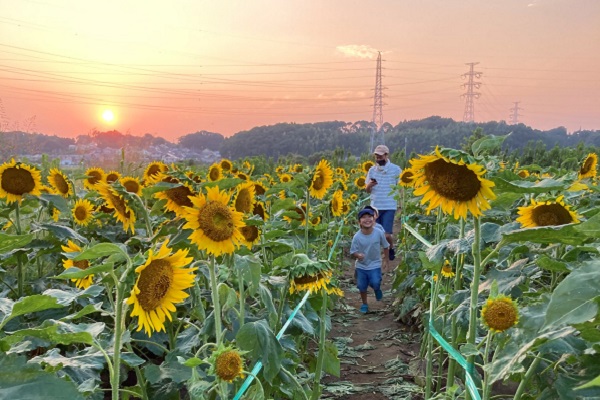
[1,0,599,142]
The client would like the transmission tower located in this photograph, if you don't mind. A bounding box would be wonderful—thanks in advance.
[461,62,482,122]
[509,102,523,125]
[369,52,385,153]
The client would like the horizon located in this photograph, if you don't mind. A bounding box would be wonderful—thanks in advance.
[1,1,599,142]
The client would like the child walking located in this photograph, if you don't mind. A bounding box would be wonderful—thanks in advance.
[350,207,390,313]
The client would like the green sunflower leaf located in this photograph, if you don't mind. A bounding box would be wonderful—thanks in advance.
[0,354,84,400]
[544,261,600,328]
[0,294,63,330]
[54,263,114,279]
[491,177,566,194]
[236,319,283,384]
[73,242,127,261]
[0,233,34,253]
[471,133,508,157]
[35,223,88,244]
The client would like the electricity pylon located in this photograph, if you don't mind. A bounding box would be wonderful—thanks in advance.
[509,101,522,124]
[461,62,482,123]
[369,52,385,153]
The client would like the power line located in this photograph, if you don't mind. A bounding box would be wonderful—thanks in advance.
[370,52,385,153]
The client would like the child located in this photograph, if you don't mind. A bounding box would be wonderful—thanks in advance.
[350,207,390,313]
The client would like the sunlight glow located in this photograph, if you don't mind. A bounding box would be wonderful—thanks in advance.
[102,109,115,123]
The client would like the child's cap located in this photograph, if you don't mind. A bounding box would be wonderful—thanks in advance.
[357,208,375,219]
[364,205,379,215]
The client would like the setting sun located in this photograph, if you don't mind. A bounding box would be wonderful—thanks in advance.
[102,109,114,123]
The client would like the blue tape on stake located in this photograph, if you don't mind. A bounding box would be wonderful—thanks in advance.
[404,221,481,400]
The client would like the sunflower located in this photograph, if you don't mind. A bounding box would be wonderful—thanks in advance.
[309,159,334,199]
[106,170,121,184]
[47,168,73,198]
[481,295,519,333]
[284,203,307,226]
[578,153,598,180]
[289,270,343,296]
[354,176,366,190]
[126,240,195,336]
[120,176,143,196]
[72,198,94,226]
[310,215,321,226]
[516,195,580,228]
[237,172,249,181]
[208,345,245,383]
[331,189,344,217]
[233,181,256,214]
[399,168,415,188]
[96,183,136,233]
[143,161,168,185]
[292,163,304,173]
[253,181,267,196]
[361,160,374,173]
[239,225,260,248]
[336,178,348,191]
[83,167,106,191]
[220,158,233,172]
[275,166,284,174]
[61,240,93,289]
[182,186,245,256]
[441,261,455,278]
[350,193,358,202]
[279,173,293,183]
[207,163,223,182]
[0,159,42,203]
[517,170,530,179]
[410,147,496,220]
[154,182,195,215]
[253,201,269,220]
[51,207,60,222]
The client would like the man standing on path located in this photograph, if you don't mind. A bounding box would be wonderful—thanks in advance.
[365,144,402,261]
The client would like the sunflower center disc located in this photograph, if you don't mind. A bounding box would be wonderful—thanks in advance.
[88,172,102,185]
[235,190,252,213]
[312,172,324,190]
[167,186,193,207]
[216,351,242,381]
[123,180,140,193]
[485,302,517,331]
[199,202,235,242]
[2,167,35,195]
[53,174,70,194]
[137,259,173,311]
[426,159,481,201]
[240,225,259,242]
[74,260,89,270]
[533,204,573,226]
[75,206,88,221]
[209,168,220,181]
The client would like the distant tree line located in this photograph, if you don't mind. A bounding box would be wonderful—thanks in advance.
[2,117,600,170]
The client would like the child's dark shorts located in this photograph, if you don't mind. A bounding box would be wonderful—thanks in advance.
[356,267,382,292]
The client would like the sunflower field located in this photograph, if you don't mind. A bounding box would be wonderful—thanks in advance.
[0,133,599,400]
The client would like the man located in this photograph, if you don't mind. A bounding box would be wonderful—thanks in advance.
[365,144,402,260]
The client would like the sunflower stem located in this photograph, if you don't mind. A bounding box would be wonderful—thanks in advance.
[482,332,493,400]
[514,355,541,400]
[133,193,153,237]
[304,189,310,253]
[125,343,149,400]
[466,216,482,400]
[14,202,24,297]
[237,265,246,328]
[447,220,466,392]
[208,256,223,346]
[111,253,135,400]
[310,288,328,400]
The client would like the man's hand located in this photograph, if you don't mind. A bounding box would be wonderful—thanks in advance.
[382,259,390,273]
[354,253,365,261]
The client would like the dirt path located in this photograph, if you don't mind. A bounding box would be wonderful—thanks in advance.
[322,232,424,399]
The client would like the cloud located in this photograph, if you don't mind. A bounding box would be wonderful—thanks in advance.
[336,44,380,59]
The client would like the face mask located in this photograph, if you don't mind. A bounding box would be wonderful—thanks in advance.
[376,159,386,166]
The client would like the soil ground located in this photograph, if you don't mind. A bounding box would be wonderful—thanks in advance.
[321,220,425,399]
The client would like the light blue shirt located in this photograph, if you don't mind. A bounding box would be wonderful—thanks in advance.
[366,161,402,211]
[350,228,389,270]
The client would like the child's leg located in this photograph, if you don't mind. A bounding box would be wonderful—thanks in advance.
[369,268,383,301]
[356,269,369,304]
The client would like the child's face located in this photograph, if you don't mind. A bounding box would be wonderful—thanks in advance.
[359,214,375,228]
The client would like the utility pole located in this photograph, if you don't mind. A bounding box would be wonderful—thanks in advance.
[369,52,385,153]
[509,101,522,125]
[461,62,482,123]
